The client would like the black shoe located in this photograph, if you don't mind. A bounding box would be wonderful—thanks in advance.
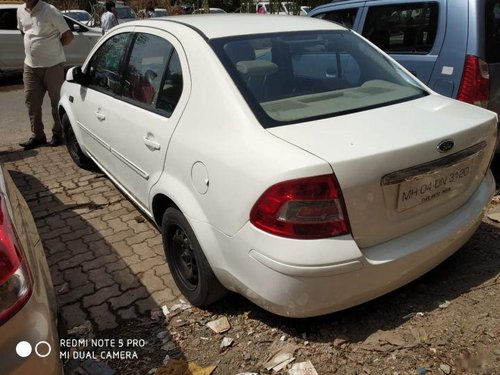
[48,136,63,147]
[19,136,47,150]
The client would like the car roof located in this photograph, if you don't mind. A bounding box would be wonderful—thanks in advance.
[0,4,21,9]
[124,14,344,39]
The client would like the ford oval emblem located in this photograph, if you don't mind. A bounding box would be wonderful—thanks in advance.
[437,139,454,153]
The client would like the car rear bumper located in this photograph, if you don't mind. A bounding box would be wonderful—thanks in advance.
[194,170,495,317]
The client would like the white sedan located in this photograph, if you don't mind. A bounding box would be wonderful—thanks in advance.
[58,15,497,317]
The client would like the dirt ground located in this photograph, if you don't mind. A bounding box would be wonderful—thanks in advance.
[65,166,500,375]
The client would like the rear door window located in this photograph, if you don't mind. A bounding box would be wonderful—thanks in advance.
[122,33,173,108]
[362,2,439,54]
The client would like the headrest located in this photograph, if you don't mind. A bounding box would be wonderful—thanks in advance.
[236,60,278,76]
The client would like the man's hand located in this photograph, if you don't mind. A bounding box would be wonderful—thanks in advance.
[60,30,74,46]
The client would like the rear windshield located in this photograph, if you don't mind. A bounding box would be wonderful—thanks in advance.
[486,0,500,63]
[211,30,427,127]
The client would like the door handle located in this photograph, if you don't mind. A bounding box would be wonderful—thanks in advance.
[143,136,161,151]
[95,112,106,121]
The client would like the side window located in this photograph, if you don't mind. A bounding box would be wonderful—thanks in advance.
[0,9,18,30]
[88,33,131,95]
[122,33,173,107]
[362,2,439,54]
[315,8,359,29]
[156,50,183,115]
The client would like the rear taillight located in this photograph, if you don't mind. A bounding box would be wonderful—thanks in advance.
[0,194,32,326]
[250,174,350,239]
[457,55,490,108]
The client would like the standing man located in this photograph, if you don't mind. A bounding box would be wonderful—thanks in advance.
[101,1,118,34]
[17,0,74,150]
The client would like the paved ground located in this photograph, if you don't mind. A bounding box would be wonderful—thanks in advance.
[0,146,181,332]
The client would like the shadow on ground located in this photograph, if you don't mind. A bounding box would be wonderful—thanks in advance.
[0,148,184,374]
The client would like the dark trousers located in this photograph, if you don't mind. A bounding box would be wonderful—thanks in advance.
[23,63,64,139]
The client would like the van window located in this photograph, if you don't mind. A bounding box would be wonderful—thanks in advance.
[314,8,359,29]
[362,2,439,54]
[486,0,500,63]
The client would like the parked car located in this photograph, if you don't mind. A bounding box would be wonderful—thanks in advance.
[62,9,94,26]
[59,15,497,317]
[192,7,227,14]
[0,4,102,73]
[153,8,168,17]
[309,0,500,149]
[0,165,62,374]
[115,4,137,23]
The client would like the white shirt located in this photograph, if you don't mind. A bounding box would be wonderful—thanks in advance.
[17,1,70,68]
[101,11,118,34]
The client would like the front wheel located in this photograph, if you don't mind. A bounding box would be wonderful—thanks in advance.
[62,113,94,170]
[162,207,227,306]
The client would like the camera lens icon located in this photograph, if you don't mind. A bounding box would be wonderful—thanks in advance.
[16,341,52,358]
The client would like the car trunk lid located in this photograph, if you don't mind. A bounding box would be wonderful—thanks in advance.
[267,95,497,248]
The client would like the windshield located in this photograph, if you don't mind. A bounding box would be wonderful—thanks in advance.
[212,30,427,127]
[65,11,91,22]
[116,7,136,19]
[154,9,168,16]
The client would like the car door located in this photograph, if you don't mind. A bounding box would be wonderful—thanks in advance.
[62,16,101,66]
[358,0,445,84]
[73,32,132,170]
[103,30,189,208]
[0,7,24,71]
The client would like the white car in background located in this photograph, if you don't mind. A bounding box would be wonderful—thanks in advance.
[62,9,95,26]
[59,15,496,317]
[115,4,137,23]
[0,4,101,73]
[192,7,227,14]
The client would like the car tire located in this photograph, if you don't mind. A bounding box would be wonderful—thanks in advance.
[162,207,227,306]
[62,113,94,170]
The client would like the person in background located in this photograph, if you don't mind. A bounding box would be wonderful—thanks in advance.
[101,1,118,34]
[17,0,74,150]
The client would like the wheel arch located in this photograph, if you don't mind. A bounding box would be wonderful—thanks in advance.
[151,193,179,228]
[58,99,88,156]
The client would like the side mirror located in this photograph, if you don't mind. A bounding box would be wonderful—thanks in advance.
[66,66,88,85]
[73,23,81,32]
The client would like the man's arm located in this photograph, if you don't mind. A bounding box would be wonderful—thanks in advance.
[60,30,74,46]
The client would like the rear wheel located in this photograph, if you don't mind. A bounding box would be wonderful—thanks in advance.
[62,113,94,170]
[162,207,227,306]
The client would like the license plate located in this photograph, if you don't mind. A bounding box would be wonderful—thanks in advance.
[397,157,474,212]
